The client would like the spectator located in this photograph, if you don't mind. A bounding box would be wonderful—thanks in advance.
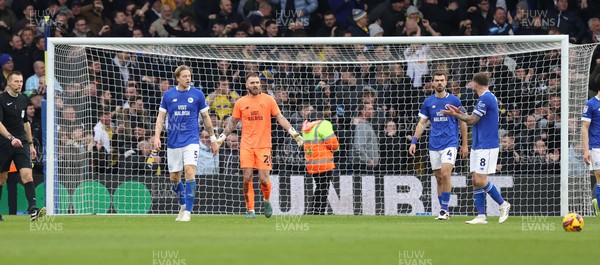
[100,10,131,37]
[220,133,240,175]
[497,132,521,173]
[207,77,240,120]
[196,130,220,176]
[26,103,42,144]
[194,0,220,31]
[379,119,403,174]
[0,53,13,90]
[404,43,429,89]
[517,114,543,148]
[315,11,336,37]
[81,0,111,36]
[421,0,458,36]
[31,36,44,63]
[368,23,383,37]
[117,96,150,132]
[467,0,493,35]
[72,17,93,37]
[369,0,406,36]
[122,140,162,176]
[352,103,380,174]
[94,107,114,155]
[164,15,208,37]
[25,61,63,94]
[7,34,33,79]
[149,4,179,37]
[13,3,35,35]
[58,105,84,133]
[0,0,17,48]
[172,0,194,21]
[546,0,587,43]
[263,19,279,37]
[213,0,244,30]
[327,0,365,29]
[290,104,314,131]
[347,9,369,37]
[583,17,600,44]
[487,7,513,35]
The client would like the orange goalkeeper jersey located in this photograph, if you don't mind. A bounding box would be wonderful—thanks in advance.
[232,93,281,149]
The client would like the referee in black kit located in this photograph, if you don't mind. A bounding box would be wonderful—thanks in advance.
[0,71,45,222]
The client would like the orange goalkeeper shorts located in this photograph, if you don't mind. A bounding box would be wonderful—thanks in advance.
[240,147,272,170]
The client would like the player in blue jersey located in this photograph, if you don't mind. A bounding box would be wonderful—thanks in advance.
[409,72,468,220]
[442,72,510,224]
[581,75,600,217]
[153,65,219,222]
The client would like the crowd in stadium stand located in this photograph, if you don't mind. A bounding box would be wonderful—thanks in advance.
[0,0,599,178]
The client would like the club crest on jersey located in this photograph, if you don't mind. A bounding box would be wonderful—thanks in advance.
[188,97,194,103]
[432,105,436,109]
[172,98,177,102]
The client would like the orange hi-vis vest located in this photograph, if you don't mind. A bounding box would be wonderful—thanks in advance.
[301,120,339,174]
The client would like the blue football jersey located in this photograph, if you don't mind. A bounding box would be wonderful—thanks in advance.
[582,96,600,149]
[418,93,464,151]
[471,91,500,149]
[159,86,209,148]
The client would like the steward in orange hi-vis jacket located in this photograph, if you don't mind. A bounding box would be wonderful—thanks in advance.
[302,112,339,215]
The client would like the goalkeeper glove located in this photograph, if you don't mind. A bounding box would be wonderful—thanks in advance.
[288,127,305,147]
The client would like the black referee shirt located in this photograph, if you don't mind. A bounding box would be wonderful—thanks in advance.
[0,91,29,142]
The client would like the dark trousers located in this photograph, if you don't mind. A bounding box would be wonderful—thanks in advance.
[6,172,20,214]
[310,170,333,215]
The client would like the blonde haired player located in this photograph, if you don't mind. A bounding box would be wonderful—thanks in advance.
[214,73,304,218]
[153,65,219,222]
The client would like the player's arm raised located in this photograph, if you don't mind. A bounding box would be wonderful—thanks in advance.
[442,105,480,125]
[153,111,166,150]
[582,120,591,165]
[408,117,428,156]
[275,113,304,146]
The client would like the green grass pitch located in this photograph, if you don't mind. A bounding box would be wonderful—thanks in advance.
[2,215,597,264]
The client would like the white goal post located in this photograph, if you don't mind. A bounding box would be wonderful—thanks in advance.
[45,36,596,216]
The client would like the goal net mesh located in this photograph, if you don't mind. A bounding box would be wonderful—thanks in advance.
[48,39,598,216]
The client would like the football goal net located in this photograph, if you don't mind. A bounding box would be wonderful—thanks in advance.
[45,36,598,217]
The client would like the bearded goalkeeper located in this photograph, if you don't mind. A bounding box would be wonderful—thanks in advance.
[214,73,304,218]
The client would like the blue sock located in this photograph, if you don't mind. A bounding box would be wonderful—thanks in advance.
[484,182,505,205]
[185,179,197,212]
[171,181,185,205]
[596,184,600,205]
[438,195,442,207]
[474,189,486,215]
[441,192,451,212]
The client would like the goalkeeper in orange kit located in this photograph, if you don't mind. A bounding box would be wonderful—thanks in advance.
[214,73,304,218]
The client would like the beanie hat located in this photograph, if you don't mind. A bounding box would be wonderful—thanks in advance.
[352,9,367,21]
